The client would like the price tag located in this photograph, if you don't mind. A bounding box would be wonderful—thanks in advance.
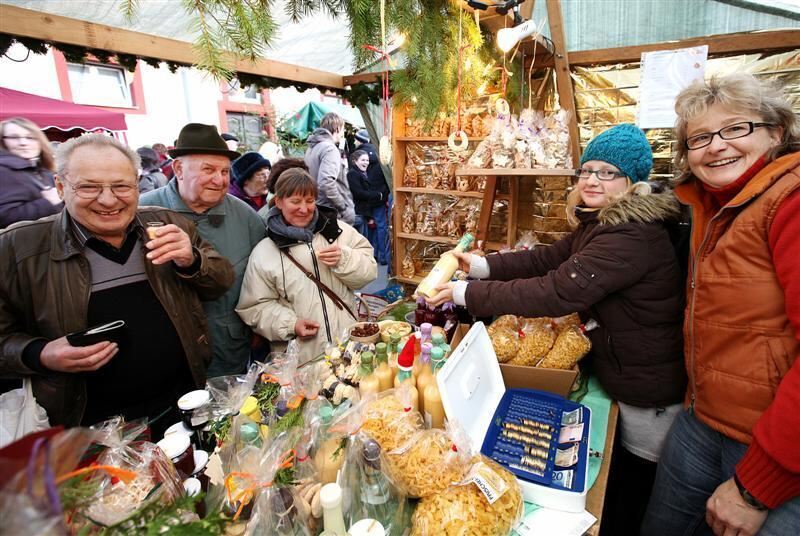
[467,460,508,504]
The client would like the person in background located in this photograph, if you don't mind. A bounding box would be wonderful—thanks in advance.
[237,168,376,362]
[347,149,385,240]
[258,139,284,166]
[0,134,233,437]
[304,112,355,224]
[136,146,168,194]
[140,123,266,377]
[221,133,240,153]
[152,142,175,180]
[427,124,687,535]
[0,117,63,228]
[642,74,800,536]
[354,129,390,265]
[230,151,271,211]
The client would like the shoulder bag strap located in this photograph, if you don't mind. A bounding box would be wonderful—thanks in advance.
[282,250,358,321]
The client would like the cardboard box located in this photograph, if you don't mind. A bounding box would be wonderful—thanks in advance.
[449,323,578,397]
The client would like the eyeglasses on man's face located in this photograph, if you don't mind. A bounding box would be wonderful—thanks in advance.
[62,177,137,199]
[685,121,774,150]
[575,168,627,181]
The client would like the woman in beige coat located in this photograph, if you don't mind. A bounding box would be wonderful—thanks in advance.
[237,168,377,361]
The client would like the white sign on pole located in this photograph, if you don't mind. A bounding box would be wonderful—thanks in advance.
[637,45,708,129]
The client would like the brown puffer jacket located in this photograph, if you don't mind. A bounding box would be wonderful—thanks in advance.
[465,189,687,407]
[0,207,234,426]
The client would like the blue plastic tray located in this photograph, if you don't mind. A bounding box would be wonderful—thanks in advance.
[480,387,591,493]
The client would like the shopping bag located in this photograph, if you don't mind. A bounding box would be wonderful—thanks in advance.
[0,378,50,448]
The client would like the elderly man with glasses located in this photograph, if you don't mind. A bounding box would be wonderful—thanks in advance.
[0,134,234,437]
[140,124,267,377]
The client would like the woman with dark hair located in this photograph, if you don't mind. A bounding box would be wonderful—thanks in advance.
[643,73,800,536]
[237,168,377,361]
[230,151,271,210]
[0,117,62,228]
[347,149,385,238]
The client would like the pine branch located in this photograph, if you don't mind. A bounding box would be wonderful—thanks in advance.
[120,0,139,23]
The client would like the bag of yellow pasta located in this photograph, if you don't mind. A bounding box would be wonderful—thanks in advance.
[538,324,592,370]
[411,455,523,536]
[508,317,556,366]
[360,388,423,452]
[489,328,519,363]
[382,420,472,498]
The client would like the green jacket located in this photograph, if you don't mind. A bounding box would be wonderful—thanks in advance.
[0,208,234,426]
[141,180,266,376]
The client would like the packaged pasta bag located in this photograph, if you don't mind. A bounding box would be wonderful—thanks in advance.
[487,314,519,336]
[382,419,472,499]
[359,389,423,453]
[552,312,582,334]
[509,317,557,366]
[489,328,519,363]
[538,324,592,370]
[339,430,410,535]
[411,455,523,536]
[74,417,184,528]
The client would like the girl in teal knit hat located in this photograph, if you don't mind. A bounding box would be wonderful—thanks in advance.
[426,123,687,535]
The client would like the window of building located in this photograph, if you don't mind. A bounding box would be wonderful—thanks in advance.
[67,63,133,107]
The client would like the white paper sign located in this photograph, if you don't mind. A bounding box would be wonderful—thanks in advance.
[515,507,597,536]
[637,46,707,129]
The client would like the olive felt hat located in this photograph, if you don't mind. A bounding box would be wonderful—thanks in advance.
[168,123,241,160]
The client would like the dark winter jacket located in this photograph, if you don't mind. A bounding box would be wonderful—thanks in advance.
[358,142,390,199]
[0,207,234,426]
[465,189,687,407]
[347,167,384,219]
[0,151,62,228]
[228,180,266,211]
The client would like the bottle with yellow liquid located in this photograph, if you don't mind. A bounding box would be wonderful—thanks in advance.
[314,406,345,484]
[394,339,418,412]
[374,342,393,392]
[423,347,447,429]
[359,351,380,397]
[415,233,474,298]
[415,343,434,415]
[388,333,401,379]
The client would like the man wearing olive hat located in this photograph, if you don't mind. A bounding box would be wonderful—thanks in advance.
[141,123,266,377]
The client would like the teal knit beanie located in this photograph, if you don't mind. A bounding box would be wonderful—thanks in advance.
[579,124,653,183]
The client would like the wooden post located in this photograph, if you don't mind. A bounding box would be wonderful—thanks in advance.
[545,0,580,166]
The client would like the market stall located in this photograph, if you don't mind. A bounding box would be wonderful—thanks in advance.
[0,1,798,535]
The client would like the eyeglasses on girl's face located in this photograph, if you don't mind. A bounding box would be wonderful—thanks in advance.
[575,168,627,181]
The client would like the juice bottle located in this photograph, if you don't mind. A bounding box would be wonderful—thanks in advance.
[415,343,434,414]
[388,333,401,379]
[359,351,380,397]
[412,331,422,377]
[374,342,393,392]
[424,347,447,429]
[314,406,344,484]
[415,233,474,298]
[394,338,418,412]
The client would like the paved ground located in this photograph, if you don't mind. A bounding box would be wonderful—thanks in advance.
[359,262,390,295]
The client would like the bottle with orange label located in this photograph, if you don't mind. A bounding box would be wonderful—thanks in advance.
[374,342,393,392]
[423,346,447,429]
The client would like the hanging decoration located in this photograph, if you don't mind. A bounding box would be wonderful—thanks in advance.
[363,0,393,165]
[448,7,470,153]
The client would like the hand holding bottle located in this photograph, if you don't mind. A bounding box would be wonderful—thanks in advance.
[450,249,474,274]
[425,282,457,308]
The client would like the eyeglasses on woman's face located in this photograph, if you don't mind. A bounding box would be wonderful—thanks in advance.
[685,121,773,150]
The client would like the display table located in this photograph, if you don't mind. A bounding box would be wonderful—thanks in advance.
[586,402,618,535]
